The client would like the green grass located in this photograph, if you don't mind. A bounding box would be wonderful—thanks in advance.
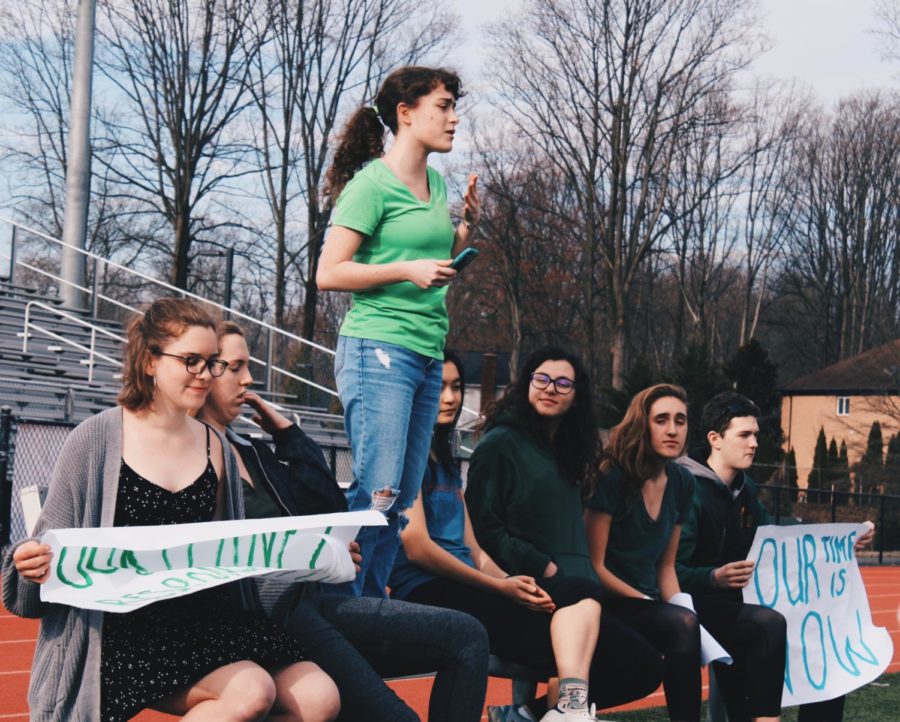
[597,673,900,721]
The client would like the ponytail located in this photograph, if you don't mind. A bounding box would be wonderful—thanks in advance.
[324,66,464,203]
[324,107,385,202]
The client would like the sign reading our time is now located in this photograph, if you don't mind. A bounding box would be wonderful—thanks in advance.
[39,511,385,612]
[745,523,892,707]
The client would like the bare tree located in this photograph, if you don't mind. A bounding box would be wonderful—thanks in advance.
[736,83,807,345]
[0,0,74,234]
[875,0,900,62]
[0,0,161,305]
[245,0,457,340]
[488,0,761,388]
[95,0,263,289]
[779,92,900,370]
[450,130,584,374]
[665,93,742,354]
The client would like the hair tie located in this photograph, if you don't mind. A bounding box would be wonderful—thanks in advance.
[371,103,380,117]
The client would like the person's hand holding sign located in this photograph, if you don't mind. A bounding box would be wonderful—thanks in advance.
[855,520,876,550]
[712,560,755,589]
[13,541,53,584]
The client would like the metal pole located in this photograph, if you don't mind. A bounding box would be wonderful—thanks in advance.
[265,327,274,393]
[0,406,13,546]
[775,486,782,524]
[6,225,16,283]
[60,0,97,310]
[224,246,234,318]
[22,303,32,353]
[90,257,99,318]
[878,494,886,565]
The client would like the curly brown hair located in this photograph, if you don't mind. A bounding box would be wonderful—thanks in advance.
[118,298,217,411]
[323,66,464,201]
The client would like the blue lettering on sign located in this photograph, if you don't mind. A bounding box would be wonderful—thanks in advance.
[783,537,805,606]
[830,569,847,598]
[803,534,821,602]
[801,611,827,689]
[755,537,779,607]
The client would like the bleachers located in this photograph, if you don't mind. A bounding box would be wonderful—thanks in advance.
[0,281,348,447]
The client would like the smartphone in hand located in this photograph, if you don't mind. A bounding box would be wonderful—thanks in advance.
[450,247,480,273]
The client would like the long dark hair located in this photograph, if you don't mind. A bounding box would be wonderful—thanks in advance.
[323,66,464,201]
[483,346,599,485]
[427,351,466,490]
[594,384,689,500]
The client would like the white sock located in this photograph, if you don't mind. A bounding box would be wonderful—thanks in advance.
[557,677,589,711]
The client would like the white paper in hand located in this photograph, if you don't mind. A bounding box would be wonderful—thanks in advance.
[669,591,733,666]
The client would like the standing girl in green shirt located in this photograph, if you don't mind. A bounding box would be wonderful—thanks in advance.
[584,384,701,722]
[318,66,480,597]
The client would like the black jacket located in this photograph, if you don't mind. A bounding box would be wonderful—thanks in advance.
[227,424,347,518]
[227,424,348,620]
[675,451,769,595]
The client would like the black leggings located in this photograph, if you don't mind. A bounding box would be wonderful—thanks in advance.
[406,575,664,710]
[694,596,786,720]
[604,597,701,722]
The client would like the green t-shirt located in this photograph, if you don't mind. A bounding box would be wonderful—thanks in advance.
[330,159,455,359]
[584,462,694,599]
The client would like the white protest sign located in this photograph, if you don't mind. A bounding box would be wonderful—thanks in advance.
[40,511,386,612]
[744,523,892,706]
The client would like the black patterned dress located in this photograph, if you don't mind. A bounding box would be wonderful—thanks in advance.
[100,428,304,721]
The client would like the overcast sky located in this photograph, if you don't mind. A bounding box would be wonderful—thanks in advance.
[447,0,897,103]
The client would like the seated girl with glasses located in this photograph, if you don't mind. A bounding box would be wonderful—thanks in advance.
[462,347,664,720]
[3,297,339,722]
[583,384,702,722]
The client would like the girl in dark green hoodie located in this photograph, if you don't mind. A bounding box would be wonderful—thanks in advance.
[464,347,664,719]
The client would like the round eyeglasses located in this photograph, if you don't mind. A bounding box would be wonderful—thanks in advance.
[530,372,575,395]
[154,351,229,377]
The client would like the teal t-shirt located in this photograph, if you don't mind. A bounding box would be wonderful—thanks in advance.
[390,461,475,599]
[330,159,455,359]
[584,462,694,599]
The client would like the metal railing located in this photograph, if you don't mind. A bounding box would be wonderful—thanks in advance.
[22,301,124,383]
[0,217,337,399]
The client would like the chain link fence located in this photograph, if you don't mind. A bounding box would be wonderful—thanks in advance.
[0,415,356,546]
[2,415,897,561]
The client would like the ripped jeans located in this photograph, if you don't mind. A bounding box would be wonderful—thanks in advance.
[335,335,443,597]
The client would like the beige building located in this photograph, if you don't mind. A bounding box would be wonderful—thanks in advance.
[781,340,900,489]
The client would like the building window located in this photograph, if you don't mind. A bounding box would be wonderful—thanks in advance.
[837,397,850,416]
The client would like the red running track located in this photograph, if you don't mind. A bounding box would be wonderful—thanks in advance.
[3,567,899,721]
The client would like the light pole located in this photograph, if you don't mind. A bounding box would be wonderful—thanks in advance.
[60,0,97,310]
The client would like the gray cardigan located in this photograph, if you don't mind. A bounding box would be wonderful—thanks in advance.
[1,406,247,722]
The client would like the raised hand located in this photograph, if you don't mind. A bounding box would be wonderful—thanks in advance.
[462,173,480,227]
[242,390,292,434]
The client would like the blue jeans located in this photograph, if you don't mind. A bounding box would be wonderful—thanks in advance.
[335,336,442,597]
[287,590,489,722]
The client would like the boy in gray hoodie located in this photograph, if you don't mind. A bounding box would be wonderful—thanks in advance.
[676,392,874,722]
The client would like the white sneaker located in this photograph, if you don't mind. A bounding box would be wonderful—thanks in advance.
[489,705,538,722]
[539,703,601,721]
